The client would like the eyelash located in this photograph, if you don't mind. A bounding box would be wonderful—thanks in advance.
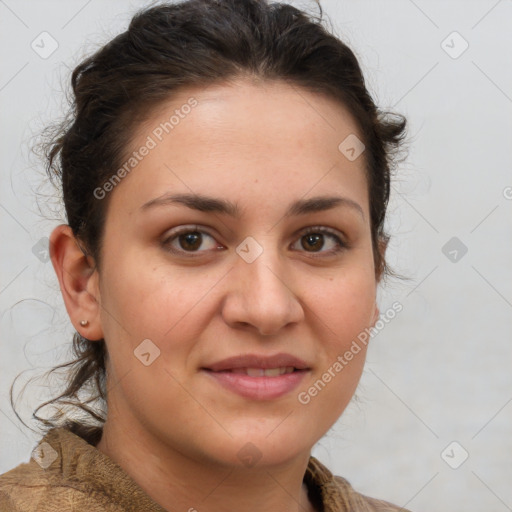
[161,225,347,258]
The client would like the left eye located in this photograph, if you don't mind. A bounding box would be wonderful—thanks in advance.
[162,226,345,257]
[292,227,345,255]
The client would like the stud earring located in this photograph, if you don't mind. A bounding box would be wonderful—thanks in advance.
[80,320,89,327]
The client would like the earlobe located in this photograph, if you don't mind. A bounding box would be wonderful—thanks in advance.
[371,304,380,327]
[375,237,389,283]
[49,224,104,341]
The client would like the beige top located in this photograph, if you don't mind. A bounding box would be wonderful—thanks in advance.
[0,427,411,511]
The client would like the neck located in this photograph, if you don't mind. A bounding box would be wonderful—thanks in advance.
[96,419,317,512]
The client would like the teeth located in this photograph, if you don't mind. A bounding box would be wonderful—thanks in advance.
[243,367,295,377]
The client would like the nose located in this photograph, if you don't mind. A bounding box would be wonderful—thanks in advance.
[221,243,304,336]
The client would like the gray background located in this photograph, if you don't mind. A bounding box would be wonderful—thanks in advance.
[1,1,511,511]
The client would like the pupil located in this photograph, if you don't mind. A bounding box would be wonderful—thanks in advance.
[303,233,323,252]
[180,232,201,250]
[178,232,325,252]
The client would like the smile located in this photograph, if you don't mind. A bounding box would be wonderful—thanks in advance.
[221,366,296,377]
[202,367,309,400]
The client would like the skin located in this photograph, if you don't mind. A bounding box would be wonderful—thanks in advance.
[50,78,384,512]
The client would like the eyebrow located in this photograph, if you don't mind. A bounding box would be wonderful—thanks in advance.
[140,193,364,220]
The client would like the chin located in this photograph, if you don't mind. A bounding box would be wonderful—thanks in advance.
[206,423,314,469]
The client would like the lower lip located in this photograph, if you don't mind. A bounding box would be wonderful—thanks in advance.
[202,369,309,400]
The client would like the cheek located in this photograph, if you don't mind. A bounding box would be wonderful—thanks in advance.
[300,269,375,404]
[99,241,377,356]
[309,269,376,340]
[98,250,218,362]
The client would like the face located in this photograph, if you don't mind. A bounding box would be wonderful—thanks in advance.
[91,79,380,467]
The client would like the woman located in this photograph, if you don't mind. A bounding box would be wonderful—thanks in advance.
[0,0,409,510]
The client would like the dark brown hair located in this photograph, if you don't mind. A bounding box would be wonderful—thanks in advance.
[12,0,407,443]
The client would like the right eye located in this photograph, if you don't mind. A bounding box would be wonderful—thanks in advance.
[161,225,223,256]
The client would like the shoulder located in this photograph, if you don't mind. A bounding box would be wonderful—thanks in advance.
[306,456,412,512]
[0,427,114,512]
[0,456,61,512]
[0,426,166,512]
[332,474,411,511]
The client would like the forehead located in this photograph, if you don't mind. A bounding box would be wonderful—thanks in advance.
[108,79,369,219]
[143,78,363,150]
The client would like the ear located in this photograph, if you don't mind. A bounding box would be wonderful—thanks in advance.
[371,237,387,327]
[375,237,388,283]
[371,303,380,328]
[49,224,103,341]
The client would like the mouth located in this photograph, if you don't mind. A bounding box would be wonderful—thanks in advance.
[208,366,298,377]
[202,353,311,373]
[201,353,311,400]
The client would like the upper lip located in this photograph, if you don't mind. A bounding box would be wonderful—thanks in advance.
[203,353,311,372]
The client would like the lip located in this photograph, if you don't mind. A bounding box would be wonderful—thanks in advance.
[203,353,310,372]
[201,353,311,400]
